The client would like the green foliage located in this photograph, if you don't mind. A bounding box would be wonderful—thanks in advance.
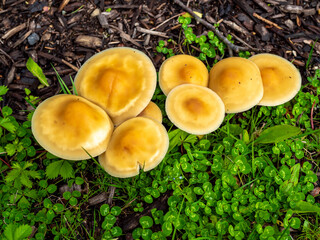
[156,16,240,62]
[100,204,122,239]
[0,17,319,240]
[0,85,9,101]
[3,223,32,240]
[45,160,75,179]
[5,161,40,189]
[26,57,49,87]
[255,125,301,144]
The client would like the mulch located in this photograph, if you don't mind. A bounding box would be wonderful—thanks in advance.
[1,0,320,239]
[1,0,320,119]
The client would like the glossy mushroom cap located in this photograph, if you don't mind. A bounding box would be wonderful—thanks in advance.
[137,101,162,123]
[159,54,209,95]
[165,84,225,135]
[249,53,301,106]
[31,94,114,160]
[74,47,157,125]
[99,117,169,178]
[209,57,263,113]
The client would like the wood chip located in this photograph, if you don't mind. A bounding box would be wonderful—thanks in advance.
[12,30,32,48]
[88,192,108,206]
[75,35,102,49]
[1,22,27,40]
[222,19,251,36]
[310,187,320,197]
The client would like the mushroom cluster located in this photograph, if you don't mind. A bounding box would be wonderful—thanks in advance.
[32,48,301,178]
[159,53,301,135]
[32,47,169,178]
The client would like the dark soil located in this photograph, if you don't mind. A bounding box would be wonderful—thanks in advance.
[1,0,320,239]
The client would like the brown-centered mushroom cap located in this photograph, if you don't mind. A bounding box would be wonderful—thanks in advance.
[208,57,263,113]
[74,47,157,125]
[137,101,162,123]
[159,54,209,96]
[99,117,169,178]
[165,84,225,135]
[31,94,114,160]
[249,53,301,106]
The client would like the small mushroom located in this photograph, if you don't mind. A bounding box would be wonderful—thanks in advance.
[249,53,301,106]
[165,84,225,135]
[74,47,157,125]
[31,94,114,160]
[99,117,169,178]
[208,57,263,113]
[159,54,209,95]
[137,101,162,123]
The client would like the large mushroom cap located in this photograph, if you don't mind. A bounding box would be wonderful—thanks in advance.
[137,101,162,123]
[249,53,301,106]
[74,47,157,125]
[99,117,169,178]
[31,94,114,160]
[159,54,209,96]
[209,57,263,113]
[165,84,225,135]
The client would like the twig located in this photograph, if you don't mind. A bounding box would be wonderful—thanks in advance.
[0,157,12,169]
[1,22,27,40]
[253,12,282,30]
[311,100,315,130]
[150,13,183,31]
[38,51,79,71]
[136,26,168,38]
[173,0,261,55]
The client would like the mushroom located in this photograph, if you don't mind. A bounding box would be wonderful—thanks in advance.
[165,84,225,135]
[99,117,169,178]
[249,53,301,106]
[74,47,157,125]
[137,101,162,123]
[31,94,114,160]
[159,54,209,96]
[208,57,263,113]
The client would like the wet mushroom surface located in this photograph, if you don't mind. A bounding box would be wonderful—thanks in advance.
[99,117,169,178]
[249,53,302,106]
[208,57,264,113]
[159,54,209,96]
[74,47,157,125]
[165,84,225,135]
[31,94,114,160]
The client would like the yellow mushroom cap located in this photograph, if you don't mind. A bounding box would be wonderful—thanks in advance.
[137,101,162,123]
[74,47,157,125]
[165,84,225,135]
[249,53,301,106]
[99,117,169,178]
[159,54,209,96]
[31,94,114,160]
[209,57,263,113]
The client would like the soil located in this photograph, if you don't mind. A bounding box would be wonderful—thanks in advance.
[1,0,320,239]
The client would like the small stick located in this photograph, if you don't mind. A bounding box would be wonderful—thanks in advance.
[136,26,168,38]
[58,0,71,12]
[0,157,12,169]
[253,12,283,30]
[311,100,315,130]
[173,0,260,54]
[150,13,183,31]
[38,51,79,71]
[1,22,27,40]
